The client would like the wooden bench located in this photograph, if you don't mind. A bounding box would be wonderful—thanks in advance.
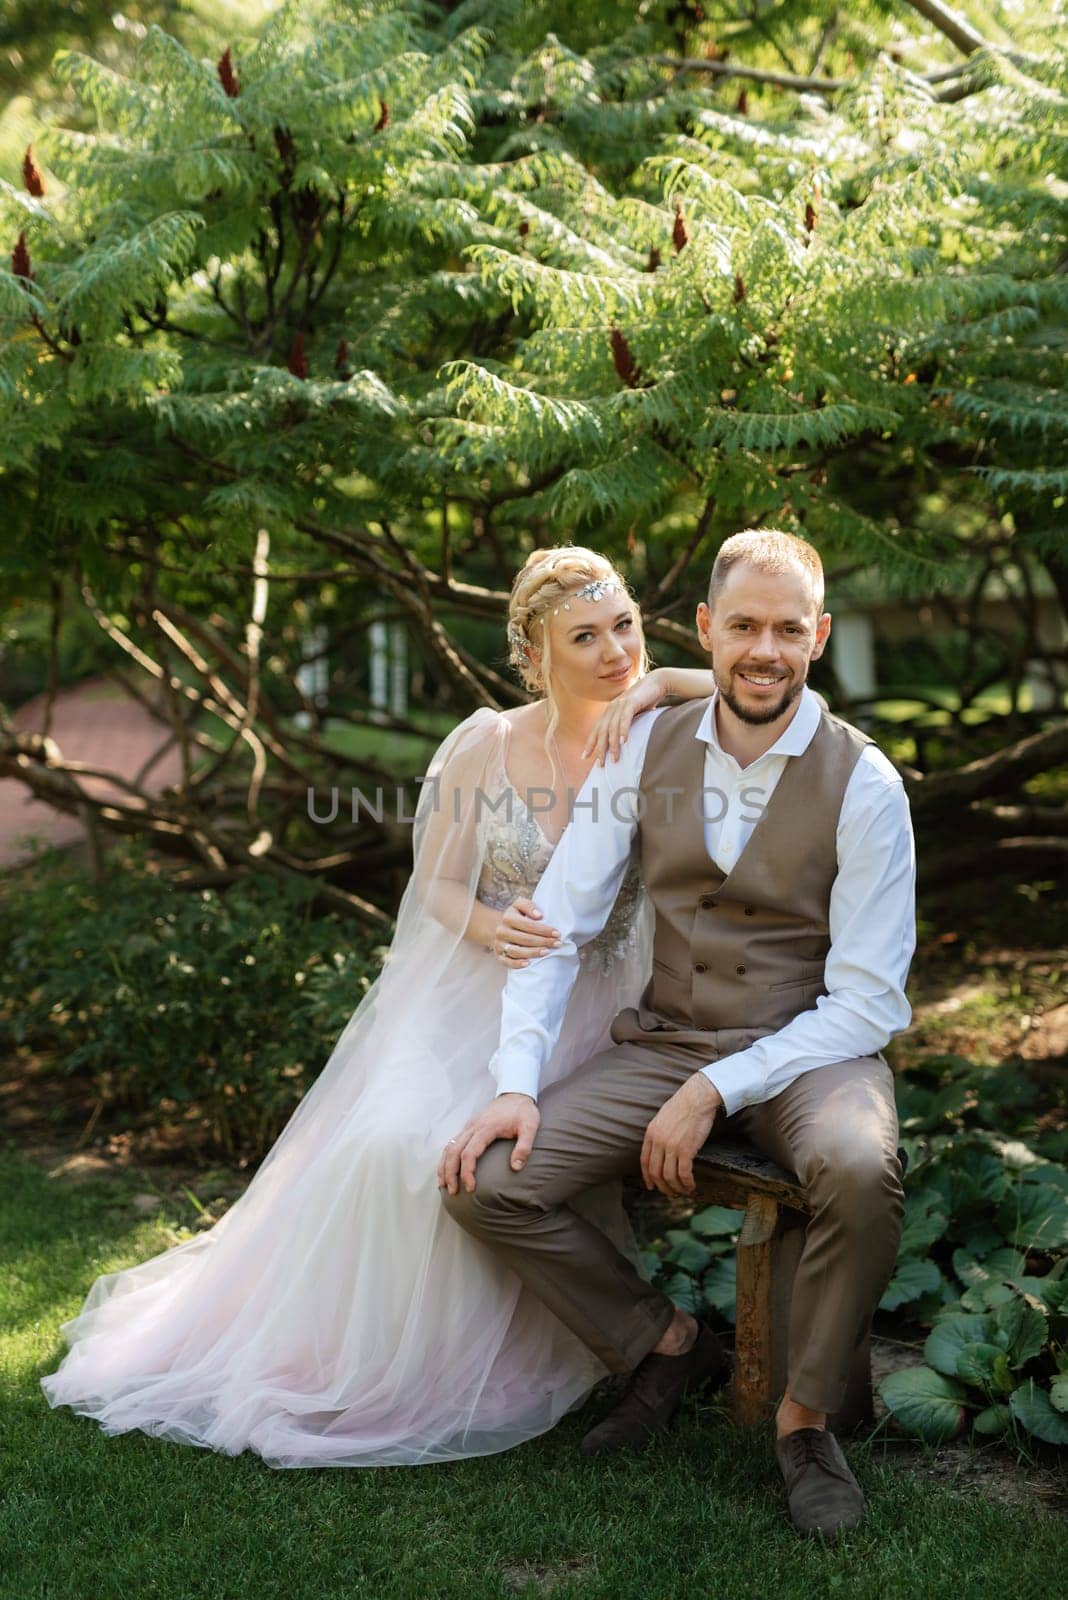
[690,1138,874,1432]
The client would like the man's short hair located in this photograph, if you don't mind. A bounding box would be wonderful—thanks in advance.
[707,528,825,616]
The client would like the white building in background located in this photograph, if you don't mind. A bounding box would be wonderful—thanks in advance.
[829,611,877,702]
[369,619,408,720]
[826,578,1066,712]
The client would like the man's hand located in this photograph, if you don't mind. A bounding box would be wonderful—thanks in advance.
[438,1092,541,1196]
[641,1072,724,1197]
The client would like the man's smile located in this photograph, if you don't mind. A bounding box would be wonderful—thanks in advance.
[736,670,788,688]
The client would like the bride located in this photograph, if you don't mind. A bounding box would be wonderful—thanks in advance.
[41,545,714,1467]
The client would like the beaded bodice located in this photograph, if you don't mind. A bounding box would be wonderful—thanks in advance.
[476,784,642,974]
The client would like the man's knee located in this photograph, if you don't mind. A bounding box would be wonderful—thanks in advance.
[438,1141,527,1234]
[801,1132,903,1225]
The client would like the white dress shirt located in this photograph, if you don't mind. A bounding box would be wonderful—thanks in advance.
[490,686,916,1115]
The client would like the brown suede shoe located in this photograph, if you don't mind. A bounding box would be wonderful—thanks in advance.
[774,1427,866,1536]
[579,1324,728,1455]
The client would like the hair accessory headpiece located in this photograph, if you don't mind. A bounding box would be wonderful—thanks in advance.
[552,577,619,615]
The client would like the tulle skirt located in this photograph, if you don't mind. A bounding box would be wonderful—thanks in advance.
[41,940,643,1467]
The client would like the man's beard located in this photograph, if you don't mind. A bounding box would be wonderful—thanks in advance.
[717,667,806,726]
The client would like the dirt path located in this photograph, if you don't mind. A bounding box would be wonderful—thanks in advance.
[1,676,183,867]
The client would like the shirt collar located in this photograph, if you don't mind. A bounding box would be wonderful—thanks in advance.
[694,684,822,764]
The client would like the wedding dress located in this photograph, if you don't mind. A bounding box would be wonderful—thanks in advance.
[41,708,652,1466]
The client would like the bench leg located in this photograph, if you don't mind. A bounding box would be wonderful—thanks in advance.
[731,1195,804,1425]
[731,1196,874,1431]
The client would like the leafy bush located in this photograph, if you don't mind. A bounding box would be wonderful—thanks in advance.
[880,1276,1068,1448]
[0,847,384,1156]
[877,1056,1068,1448]
[639,1202,743,1325]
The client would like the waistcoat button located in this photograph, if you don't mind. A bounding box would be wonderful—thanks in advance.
[694,962,708,975]
[735,964,747,975]
[700,895,717,910]
[743,906,755,916]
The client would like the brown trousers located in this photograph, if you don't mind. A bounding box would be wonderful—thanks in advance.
[441,1026,903,1415]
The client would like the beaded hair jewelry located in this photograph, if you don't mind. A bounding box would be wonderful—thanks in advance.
[551,578,619,614]
[508,576,622,658]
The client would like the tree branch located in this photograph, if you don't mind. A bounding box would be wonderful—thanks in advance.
[907,719,1068,815]
[900,0,990,58]
[647,52,850,96]
[920,835,1068,890]
[642,494,716,612]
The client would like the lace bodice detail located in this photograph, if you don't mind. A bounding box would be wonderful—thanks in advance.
[476,783,643,974]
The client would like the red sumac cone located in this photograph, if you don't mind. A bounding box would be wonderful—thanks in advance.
[12,232,33,280]
[334,339,350,377]
[733,273,745,304]
[610,326,643,388]
[287,332,308,380]
[647,246,661,272]
[736,88,749,116]
[374,101,390,132]
[23,146,45,198]
[218,48,240,98]
[672,203,689,254]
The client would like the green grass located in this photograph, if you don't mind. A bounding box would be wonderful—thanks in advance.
[2,1149,1064,1600]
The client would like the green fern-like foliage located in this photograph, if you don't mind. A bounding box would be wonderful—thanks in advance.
[0,0,1064,717]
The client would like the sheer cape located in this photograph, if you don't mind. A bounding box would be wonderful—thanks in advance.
[41,708,653,1466]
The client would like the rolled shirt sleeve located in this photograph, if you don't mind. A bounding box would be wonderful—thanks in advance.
[701,748,916,1115]
[490,715,658,1099]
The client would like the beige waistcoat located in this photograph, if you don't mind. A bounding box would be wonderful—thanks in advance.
[633,697,874,1035]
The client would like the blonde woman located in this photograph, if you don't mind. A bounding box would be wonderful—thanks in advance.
[42,547,715,1467]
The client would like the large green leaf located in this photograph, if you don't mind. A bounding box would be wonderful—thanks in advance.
[700,1255,736,1324]
[952,1246,1027,1287]
[1021,1163,1068,1194]
[899,1190,950,1255]
[1009,1381,1068,1445]
[994,1296,1049,1365]
[997,1183,1068,1251]
[953,1246,1028,1309]
[956,1344,1014,1394]
[944,1152,1012,1214]
[880,1255,943,1312]
[689,1205,741,1239]
[660,1270,700,1315]
[923,1314,994,1378]
[973,1403,1012,1436]
[665,1230,712,1273]
[880,1366,968,1444]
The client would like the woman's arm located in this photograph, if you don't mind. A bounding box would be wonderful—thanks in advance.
[413,713,560,962]
[423,877,498,950]
[428,882,559,965]
[582,665,715,765]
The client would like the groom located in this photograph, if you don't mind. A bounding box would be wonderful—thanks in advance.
[439,529,915,1536]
